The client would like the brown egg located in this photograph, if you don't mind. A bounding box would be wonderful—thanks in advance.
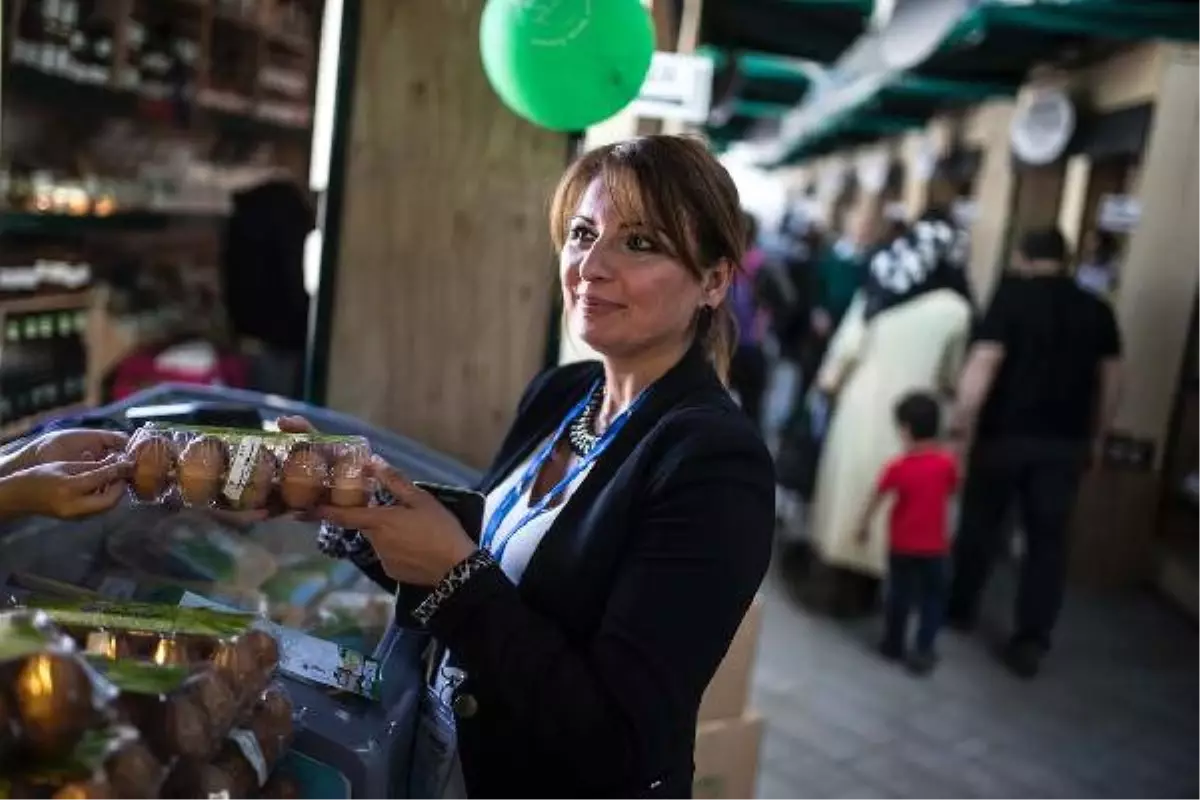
[105,739,164,799]
[225,447,277,510]
[129,434,175,501]
[329,455,369,507]
[14,653,96,757]
[241,628,281,672]
[279,445,328,509]
[52,780,112,800]
[178,436,227,506]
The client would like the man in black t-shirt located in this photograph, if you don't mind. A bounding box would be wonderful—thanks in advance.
[946,228,1123,679]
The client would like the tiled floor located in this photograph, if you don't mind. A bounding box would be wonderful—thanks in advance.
[753,561,1198,799]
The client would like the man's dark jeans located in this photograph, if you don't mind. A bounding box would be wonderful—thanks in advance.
[948,437,1088,648]
[884,553,948,655]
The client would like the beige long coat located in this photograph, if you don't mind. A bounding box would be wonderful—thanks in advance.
[808,288,972,576]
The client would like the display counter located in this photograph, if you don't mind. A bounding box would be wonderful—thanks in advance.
[0,383,481,798]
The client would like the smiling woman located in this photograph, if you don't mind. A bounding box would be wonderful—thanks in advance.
[551,135,746,385]
[294,134,774,798]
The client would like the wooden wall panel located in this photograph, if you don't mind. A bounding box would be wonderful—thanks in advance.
[326,0,565,468]
[1112,44,1199,452]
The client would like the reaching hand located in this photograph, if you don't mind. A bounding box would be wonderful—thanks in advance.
[0,457,130,520]
[315,458,478,586]
[3,428,129,478]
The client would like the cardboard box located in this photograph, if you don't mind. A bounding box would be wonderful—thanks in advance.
[693,713,765,800]
[699,597,763,723]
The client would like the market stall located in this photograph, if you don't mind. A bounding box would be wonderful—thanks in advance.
[0,383,479,797]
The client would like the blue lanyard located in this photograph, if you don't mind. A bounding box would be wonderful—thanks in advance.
[482,381,643,563]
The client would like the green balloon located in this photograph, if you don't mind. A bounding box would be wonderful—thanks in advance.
[480,0,656,132]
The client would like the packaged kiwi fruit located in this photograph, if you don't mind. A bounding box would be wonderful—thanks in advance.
[30,599,281,709]
[126,423,376,511]
[162,684,295,799]
[0,610,119,766]
[3,725,165,799]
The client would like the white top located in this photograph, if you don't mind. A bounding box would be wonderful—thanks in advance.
[431,437,593,799]
[482,437,594,584]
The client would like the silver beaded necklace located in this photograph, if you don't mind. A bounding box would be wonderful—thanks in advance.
[566,384,605,457]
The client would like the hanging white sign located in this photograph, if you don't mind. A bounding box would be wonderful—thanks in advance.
[629,52,714,124]
[914,135,938,182]
[1097,194,1141,233]
[951,198,978,227]
[856,152,890,194]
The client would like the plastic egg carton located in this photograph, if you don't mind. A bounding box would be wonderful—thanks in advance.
[126,424,375,512]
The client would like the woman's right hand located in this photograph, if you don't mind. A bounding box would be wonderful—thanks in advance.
[0,457,129,520]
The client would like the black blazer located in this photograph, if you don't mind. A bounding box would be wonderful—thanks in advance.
[367,346,774,798]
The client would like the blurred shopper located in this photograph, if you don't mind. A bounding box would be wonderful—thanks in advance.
[757,221,822,445]
[728,211,769,428]
[857,392,959,675]
[221,178,315,398]
[1074,229,1120,298]
[805,211,973,614]
[286,136,773,798]
[947,228,1123,679]
[808,208,874,382]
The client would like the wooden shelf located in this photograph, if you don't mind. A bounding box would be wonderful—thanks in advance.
[0,403,92,444]
[0,210,229,236]
[6,62,311,139]
[0,292,94,316]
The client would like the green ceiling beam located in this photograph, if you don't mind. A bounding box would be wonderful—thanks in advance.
[885,74,1020,102]
[782,0,874,11]
[939,0,1198,51]
[732,99,793,119]
[697,46,817,84]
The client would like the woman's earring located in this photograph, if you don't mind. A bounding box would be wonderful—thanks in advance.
[696,305,714,337]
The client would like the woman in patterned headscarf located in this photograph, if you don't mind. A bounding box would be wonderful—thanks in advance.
[803,210,975,612]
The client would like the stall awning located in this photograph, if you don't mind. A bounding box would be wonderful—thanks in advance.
[772,73,1018,166]
[779,109,925,165]
[704,49,817,136]
[919,0,1198,83]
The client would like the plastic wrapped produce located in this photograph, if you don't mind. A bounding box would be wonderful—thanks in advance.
[5,725,165,799]
[33,600,281,709]
[96,660,237,761]
[0,611,117,763]
[162,684,295,799]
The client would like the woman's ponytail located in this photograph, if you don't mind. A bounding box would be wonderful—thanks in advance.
[698,303,737,387]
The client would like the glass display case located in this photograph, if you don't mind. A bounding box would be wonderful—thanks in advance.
[0,382,480,797]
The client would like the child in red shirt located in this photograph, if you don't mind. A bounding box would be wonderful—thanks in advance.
[858,392,959,675]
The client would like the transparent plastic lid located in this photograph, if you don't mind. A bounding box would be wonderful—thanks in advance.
[0,504,396,657]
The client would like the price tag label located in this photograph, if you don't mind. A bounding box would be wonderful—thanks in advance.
[223,437,264,504]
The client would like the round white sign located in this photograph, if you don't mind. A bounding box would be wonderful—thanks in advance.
[1010,89,1076,166]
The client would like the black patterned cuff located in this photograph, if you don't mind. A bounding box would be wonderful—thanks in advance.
[411,550,498,626]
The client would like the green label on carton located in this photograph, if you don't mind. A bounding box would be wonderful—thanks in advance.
[90,658,192,695]
[147,422,367,445]
[31,598,255,638]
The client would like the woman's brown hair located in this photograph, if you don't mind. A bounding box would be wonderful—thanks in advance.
[549,135,746,383]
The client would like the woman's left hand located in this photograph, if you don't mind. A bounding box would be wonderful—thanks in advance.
[315,458,478,586]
